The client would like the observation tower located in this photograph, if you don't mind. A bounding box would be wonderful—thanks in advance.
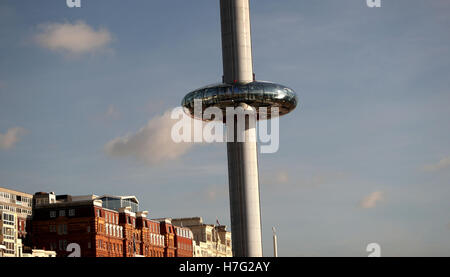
[182,0,298,257]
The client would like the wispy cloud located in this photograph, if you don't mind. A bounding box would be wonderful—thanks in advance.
[34,21,112,55]
[203,184,228,202]
[261,168,346,189]
[104,109,196,165]
[275,171,290,184]
[91,104,121,123]
[105,104,120,120]
[422,157,450,172]
[0,127,27,150]
[360,191,385,209]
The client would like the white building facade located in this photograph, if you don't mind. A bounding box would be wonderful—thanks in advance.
[0,211,22,257]
[172,217,232,257]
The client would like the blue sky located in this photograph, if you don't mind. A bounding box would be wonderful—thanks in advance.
[1,0,450,256]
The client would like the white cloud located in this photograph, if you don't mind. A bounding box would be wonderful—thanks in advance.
[104,110,196,165]
[0,127,27,150]
[360,191,384,209]
[35,21,112,55]
[422,157,450,172]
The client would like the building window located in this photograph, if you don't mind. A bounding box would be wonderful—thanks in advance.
[69,209,75,216]
[88,242,91,249]
[50,211,56,218]
[59,240,68,250]
[57,224,68,235]
[59,210,66,217]
[96,209,101,218]
[87,225,91,233]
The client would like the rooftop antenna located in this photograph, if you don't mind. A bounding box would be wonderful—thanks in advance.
[272,227,278,257]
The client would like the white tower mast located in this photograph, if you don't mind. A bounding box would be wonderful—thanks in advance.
[273,227,278,257]
[182,0,298,258]
[220,0,263,257]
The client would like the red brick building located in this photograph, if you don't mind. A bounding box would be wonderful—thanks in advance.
[174,225,194,257]
[153,218,193,257]
[31,192,195,257]
[135,211,165,257]
[96,205,124,257]
[155,218,176,257]
[31,192,168,257]
[119,207,140,257]
[31,193,124,257]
